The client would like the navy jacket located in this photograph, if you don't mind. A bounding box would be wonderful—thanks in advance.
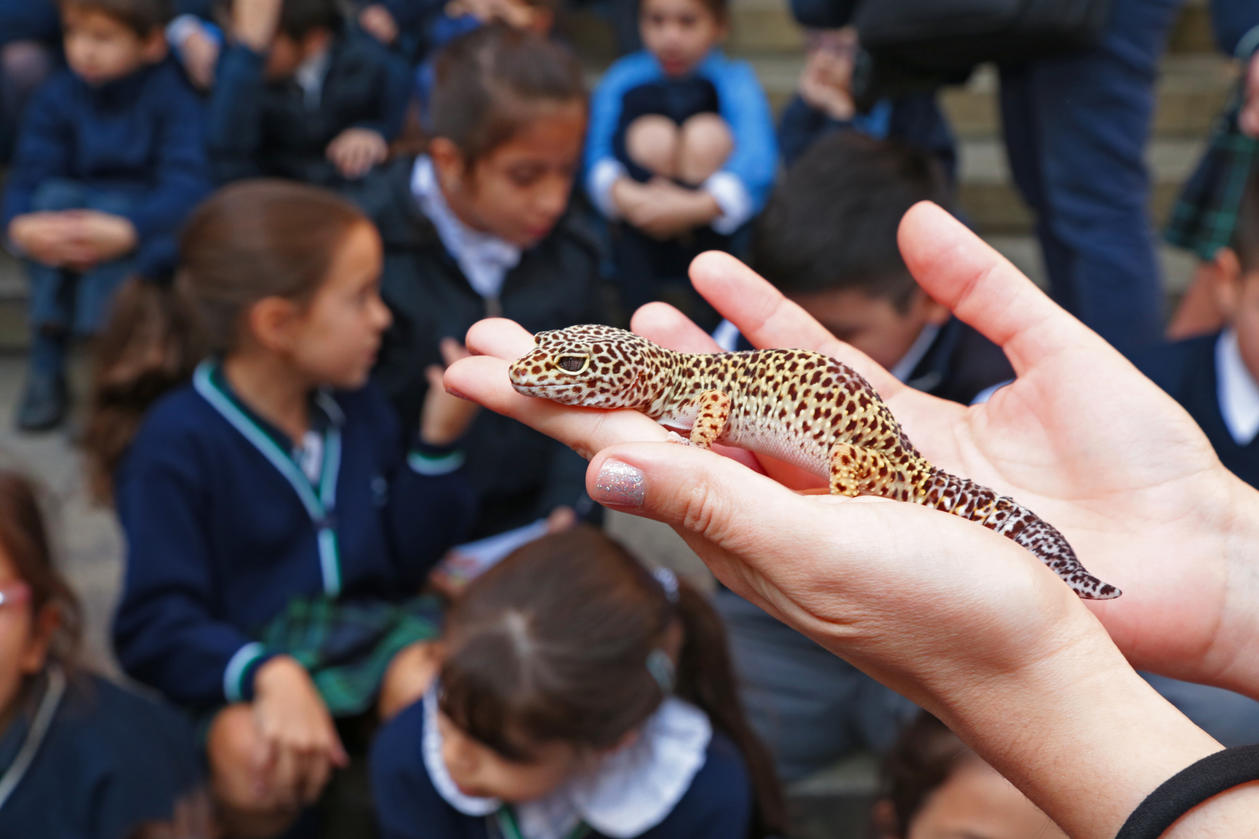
[207,31,411,185]
[370,697,753,839]
[112,367,475,709]
[903,317,1013,405]
[1212,0,1259,56]
[1139,332,1259,489]
[372,161,606,540]
[1,59,209,277]
[0,671,201,839]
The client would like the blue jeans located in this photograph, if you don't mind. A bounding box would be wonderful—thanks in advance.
[26,179,137,335]
[998,0,1183,355]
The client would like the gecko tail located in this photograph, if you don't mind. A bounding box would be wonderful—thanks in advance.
[917,469,1122,600]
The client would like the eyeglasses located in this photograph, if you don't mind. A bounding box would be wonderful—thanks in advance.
[0,582,31,608]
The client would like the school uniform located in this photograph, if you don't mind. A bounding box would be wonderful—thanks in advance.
[207,27,410,208]
[373,156,606,543]
[585,50,777,328]
[112,364,475,712]
[1,58,209,321]
[370,688,753,839]
[0,667,202,838]
[1140,330,1259,489]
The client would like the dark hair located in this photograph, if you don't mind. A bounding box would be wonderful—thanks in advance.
[751,132,951,311]
[83,180,370,503]
[639,0,728,20]
[1233,167,1259,274]
[429,23,587,167]
[875,712,971,837]
[59,0,172,34]
[439,525,786,837]
[225,0,340,40]
[0,468,84,668]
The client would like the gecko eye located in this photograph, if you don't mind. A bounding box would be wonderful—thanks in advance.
[555,355,589,373]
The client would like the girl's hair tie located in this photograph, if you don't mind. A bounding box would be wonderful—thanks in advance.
[651,566,679,604]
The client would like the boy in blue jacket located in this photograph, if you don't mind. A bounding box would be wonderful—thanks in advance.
[2,0,209,432]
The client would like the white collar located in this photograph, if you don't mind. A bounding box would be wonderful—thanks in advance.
[294,48,331,108]
[422,686,712,839]
[410,156,522,300]
[1215,328,1259,445]
[889,322,941,383]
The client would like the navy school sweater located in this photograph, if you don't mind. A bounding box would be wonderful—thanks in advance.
[369,697,754,839]
[112,363,475,710]
[0,670,201,838]
[0,58,210,278]
[207,30,411,186]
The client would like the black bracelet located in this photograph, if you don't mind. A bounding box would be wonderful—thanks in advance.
[1115,744,1259,838]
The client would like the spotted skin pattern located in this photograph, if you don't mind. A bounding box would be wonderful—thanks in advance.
[509,325,1120,600]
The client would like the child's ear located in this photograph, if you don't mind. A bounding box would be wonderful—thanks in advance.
[247,296,300,353]
[430,137,469,190]
[142,28,169,63]
[20,603,60,675]
[1208,247,1244,320]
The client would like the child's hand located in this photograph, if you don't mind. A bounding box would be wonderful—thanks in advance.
[798,46,855,121]
[251,656,348,808]
[629,180,720,239]
[233,0,283,53]
[326,128,389,179]
[358,4,399,44]
[420,338,480,446]
[178,23,220,90]
[7,213,78,266]
[62,210,138,271]
[1242,52,1259,138]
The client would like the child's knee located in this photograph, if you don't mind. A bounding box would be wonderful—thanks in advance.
[625,115,681,178]
[677,113,733,183]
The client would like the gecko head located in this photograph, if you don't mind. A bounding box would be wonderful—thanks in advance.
[508,324,667,409]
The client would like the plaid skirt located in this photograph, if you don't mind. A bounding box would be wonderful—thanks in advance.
[257,594,443,718]
[1164,84,1259,261]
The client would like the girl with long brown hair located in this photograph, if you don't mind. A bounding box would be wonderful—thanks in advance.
[84,179,478,836]
[371,525,786,839]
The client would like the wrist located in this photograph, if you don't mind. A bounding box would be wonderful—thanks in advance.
[254,654,303,696]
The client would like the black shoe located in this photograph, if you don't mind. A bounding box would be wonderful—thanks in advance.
[15,371,67,432]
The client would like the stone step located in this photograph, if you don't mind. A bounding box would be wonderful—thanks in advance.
[722,0,1217,56]
[742,53,1238,139]
[957,135,1205,235]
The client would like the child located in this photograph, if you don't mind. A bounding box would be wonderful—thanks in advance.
[713,132,1013,785]
[370,525,786,839]
[776,26,956,179]
[90,180,477,835]
[2,0,210,432]
[871,712,1066,839]
[208,0,411,198]
[373,24,605,573]
[584,0,776,328]
[1142,167,1259,494]
[0,467,204,835]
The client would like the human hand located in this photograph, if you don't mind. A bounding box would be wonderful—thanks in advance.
[420,338,480,446]
[232,0,283,53]
[60,210,138,270]
[7,213,78,266]
[358,4,399,44]
[327,127,389,179]
[798,31,856,121]
[252,656,348,808]
[1240,52,1259,138]
[620,180,719,239]
[447,202,1259,700]
[178,23,220,89]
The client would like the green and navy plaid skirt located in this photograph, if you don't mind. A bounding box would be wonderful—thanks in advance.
[1165,83,1259,261]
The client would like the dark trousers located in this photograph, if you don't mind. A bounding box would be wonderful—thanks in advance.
[998,0,1183,355]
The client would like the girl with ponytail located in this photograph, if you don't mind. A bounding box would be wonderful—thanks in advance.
[370,524,786,839]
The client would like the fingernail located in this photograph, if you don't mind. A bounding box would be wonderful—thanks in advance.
[593,459,644,507]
